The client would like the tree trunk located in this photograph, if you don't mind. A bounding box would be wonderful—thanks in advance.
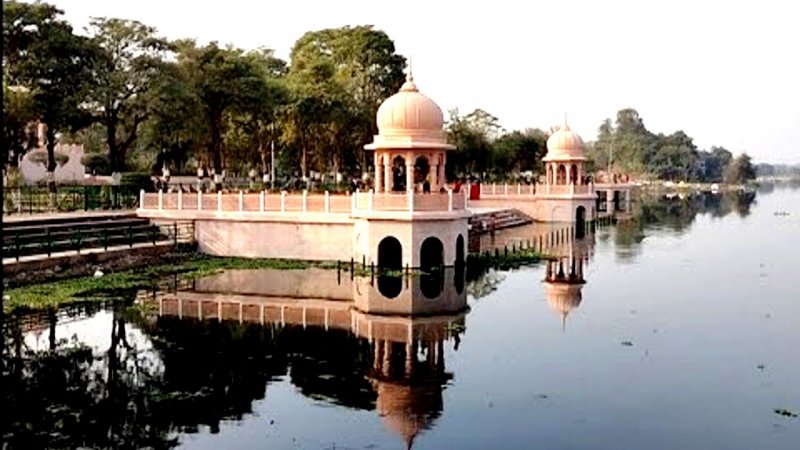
[107,112,121,172]
[45,125,57,193]
[210,117,223,191]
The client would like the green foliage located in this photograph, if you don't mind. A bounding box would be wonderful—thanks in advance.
[2,83,38,166]
[3,0,98,182]
[723,153,756,184]
[446,108,547,180]
[119,172,153,192]
[85,17,169,171]
[283,26,406,178]
[80,152,111,175]
[3,254,342,313]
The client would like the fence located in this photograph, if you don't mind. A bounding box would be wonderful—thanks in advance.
[2,185,140,215]
[2,220,194,261]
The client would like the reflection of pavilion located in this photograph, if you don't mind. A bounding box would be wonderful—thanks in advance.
[542,233,595,331]
[142,267,465,448]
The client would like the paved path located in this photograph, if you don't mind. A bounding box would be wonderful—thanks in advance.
[2,209,136,224]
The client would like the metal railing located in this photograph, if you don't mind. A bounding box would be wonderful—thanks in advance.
[2,185,140,215]
[2,220,194,261]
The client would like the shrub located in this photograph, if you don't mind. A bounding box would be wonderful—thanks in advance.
[81,153,112,175]
[120,172,154,193]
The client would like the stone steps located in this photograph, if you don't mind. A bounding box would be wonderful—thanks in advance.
[469,209,533,235]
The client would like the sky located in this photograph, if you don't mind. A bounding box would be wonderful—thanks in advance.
[47,0,800,164]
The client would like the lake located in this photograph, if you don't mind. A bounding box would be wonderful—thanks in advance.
[3,184,799,449]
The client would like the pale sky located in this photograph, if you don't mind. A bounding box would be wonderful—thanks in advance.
[48,0,800,164]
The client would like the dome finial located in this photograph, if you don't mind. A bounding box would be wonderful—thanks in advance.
[400,57,418,92]
[563,112,570,130]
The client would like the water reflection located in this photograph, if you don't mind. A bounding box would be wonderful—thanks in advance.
[2,267,468,449]
[543,234,593,331]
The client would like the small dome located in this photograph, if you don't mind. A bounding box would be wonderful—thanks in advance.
[366,72,453,150]
[543,121,586,161]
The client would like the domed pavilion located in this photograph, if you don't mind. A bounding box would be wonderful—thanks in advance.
[352,67,470,270]
[533,118,597,231]
[365,70,454,193]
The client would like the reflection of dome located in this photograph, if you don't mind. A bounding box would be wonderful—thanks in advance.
[373,379,443,450]
[365,70,454,150]
[543,121,586,161]
[544,282,584,331]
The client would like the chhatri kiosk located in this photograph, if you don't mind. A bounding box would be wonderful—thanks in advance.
[356,70,470,269]
[532,120,597,231]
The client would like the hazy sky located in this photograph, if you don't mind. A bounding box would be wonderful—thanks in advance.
[48,0,799,164]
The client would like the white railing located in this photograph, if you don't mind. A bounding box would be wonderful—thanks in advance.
[140,189,467,214]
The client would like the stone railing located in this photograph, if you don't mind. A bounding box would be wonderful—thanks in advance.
[352,190,467,212]
[139,189,467,214]
[479,183,538,196]
[541,184,594,195]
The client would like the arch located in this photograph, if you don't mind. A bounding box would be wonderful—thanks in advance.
[420,236,444,271]
[557,165,567,185]
[575,206,586,239]
[377,275,402,299]
[570,164,578,184]
[420,272,443,299]
[455,234,465,265]
[391,156,406,191]
[378,236,403,270]
[414,156,430,184]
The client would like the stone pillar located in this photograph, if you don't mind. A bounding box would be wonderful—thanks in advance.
[384,160,392,193]
[432,163,439,191]
[382,340,392,377]
[374,163,382,193]
[625,189,631,212]
[406,162,414,193]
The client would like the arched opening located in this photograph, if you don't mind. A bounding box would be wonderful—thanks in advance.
[557,165,567,185]
[414,156,430,184]
[576,206,586,239]
[391,156,406,192]
[420,237,444,272]
[420,271,444,299]
[455,234,465,265]
[570,164,578,184]
[377,275,402,299]
[378,236,402,270]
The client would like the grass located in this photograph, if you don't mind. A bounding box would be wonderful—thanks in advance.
[3,247,548,314]
[3,253,340,314]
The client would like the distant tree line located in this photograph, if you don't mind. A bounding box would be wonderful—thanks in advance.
[3,1,764,190]
[586,108,757,184]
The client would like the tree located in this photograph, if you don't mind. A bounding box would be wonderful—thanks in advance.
[177,41,271,188]
[723,153,756,185]
[2,84,38,167]
[286,26,406,178]
[3,1,97,191]
[85,17,169,172]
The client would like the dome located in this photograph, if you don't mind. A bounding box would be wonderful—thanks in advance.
[543,121,586,161]
[365,72,454,150]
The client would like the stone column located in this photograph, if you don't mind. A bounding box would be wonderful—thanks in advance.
[432,163,439,191]
[384,160,392,192]
[406,162,414,193]
[374,154,382,193]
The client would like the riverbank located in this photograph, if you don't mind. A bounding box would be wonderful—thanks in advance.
[2,247,547,314]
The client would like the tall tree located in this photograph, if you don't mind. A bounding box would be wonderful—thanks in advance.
[3,1,97,190]
[177,41,269,188]
[287,26,405,177]
[724,153,756,184]
[85,17,168,172]
[2,83,38,167]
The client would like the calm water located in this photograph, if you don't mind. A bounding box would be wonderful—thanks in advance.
[3,185,799,450]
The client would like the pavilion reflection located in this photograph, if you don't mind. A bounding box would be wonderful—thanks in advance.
[542,232,595,331]
[140,266,467,448]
